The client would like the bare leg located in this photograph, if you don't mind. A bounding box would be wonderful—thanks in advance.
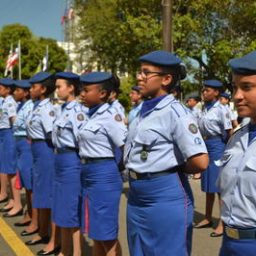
[7,174,22,215]
[93,240,106,256]
[102,240,122,256]
[42,222,60,252]
[72,228,82,256]
[59,228,72,256]
[0,173,8,200]
[212,193,224,235]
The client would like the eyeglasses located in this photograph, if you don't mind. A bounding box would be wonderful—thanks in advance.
[137,70,168,80]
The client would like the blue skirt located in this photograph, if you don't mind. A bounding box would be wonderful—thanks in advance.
[127,172,191,256]
[15,138,33,190]
[201,137,225,193]
[52,152,82,228]
[81,159,122,241]
[0,129,16,174]
[220,233,256,256]
[31,141,55,209]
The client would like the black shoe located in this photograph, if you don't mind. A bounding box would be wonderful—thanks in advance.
[37,246,61,255]
[20,228,39,236]
[210,231,223,237]
[14,220,31,227]
[25,236,50,246]
[0,197,8,203]
[0,207,13,213]
[3,209,23,218]
[194,221,213,229]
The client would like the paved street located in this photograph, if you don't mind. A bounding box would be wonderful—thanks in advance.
[0,179,222,256]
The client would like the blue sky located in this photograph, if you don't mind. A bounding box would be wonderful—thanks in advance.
[0,0,67,41]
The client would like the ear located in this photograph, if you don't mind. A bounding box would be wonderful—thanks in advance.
[161,74,172,87]
[41,85,47,95]
[99,89,107,100]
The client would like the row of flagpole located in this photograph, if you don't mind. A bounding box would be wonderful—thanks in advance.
[4,42,48,79]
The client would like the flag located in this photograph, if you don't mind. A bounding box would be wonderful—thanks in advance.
[4,45,19,77]
[61,7,68,25]
[42,46,48,71]
[68,7,74,20]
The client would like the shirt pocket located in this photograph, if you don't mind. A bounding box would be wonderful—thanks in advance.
[242,157,256,197]
[84,123,101,134]
[133,129,159,148]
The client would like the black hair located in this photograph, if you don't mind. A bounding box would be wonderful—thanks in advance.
[41,76,56,97]
[159,64,186,93]
[63,78,81,96]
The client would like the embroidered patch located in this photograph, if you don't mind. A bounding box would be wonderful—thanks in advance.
[188,123,198,134]
[115,114,122,122]
[49,111,55,117]
[77,113,84,121]
[194,137,202,145]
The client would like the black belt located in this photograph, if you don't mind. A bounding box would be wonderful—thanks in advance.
[55,147,78,154]
[129,165,184,180]
[81,157,114,164]
[224,225,256,240]
[15,136,27,140]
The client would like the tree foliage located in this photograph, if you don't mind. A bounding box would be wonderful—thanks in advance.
[0,24,68,79]
[74,0,256,95]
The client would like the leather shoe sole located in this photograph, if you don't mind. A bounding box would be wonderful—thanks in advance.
[194,221,213,229]
[25,236,50,246]
[37,246,61,255]
[14,220,31,227]
[21,228,39,236]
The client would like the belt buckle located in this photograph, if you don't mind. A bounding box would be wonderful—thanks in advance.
[226,226,240,239]
[129,171,138,180]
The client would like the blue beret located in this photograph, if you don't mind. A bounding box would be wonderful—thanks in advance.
[55,72,79,80]
[220,92,231,99]
[187,93,200,100]
[131,86,140,92]
[139,50,181,66]
[80,72,112,84]
[0,78,15,87]
[229,51,256,75]
[203,79,223,88]
[14,80,31,89]
[29,72,53,84]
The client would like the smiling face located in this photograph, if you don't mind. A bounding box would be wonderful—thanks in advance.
[136,63,172,98]
[232,74,256,123]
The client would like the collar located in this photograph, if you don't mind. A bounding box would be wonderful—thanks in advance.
[65,100,76,110]
[38,98,50,107]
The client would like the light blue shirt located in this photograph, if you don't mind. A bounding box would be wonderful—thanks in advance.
[110,99,126,120]
[124,95,207,173]
[52,100,87,149]
[78,103,127,158]
[198,101,232,137]
[13,100,34,136]
[217,124,256,228]
[190,106,202,123]
[0,95,17,129]
[128,102,143,126]
[26,98,55,139]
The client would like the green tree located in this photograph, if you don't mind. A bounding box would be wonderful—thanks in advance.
[0,24,68,79]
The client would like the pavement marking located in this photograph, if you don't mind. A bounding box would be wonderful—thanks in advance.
[0,217,34,256]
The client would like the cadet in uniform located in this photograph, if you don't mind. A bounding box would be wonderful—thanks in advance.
[0,78,22,217]
[186,93,202,123]
[25,72,58,255]
[13,80,34,226]
[127,85,143,126]
[195,80,233,237]
[219,92,239,129]
[52,72,85,256]
[124,50,208,256]
[217,51,256,256]
[78,72,127,256]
